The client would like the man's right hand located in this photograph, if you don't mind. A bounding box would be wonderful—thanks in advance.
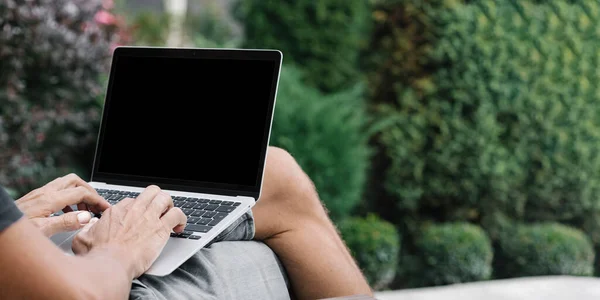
[72,185,187,279]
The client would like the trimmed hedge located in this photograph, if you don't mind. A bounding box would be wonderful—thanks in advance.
[364,0,600,239]
[412,223,493,287]
[495,223,595,278]
[235,0,371,93]
[339,214,400,290]
[270,67,370,221]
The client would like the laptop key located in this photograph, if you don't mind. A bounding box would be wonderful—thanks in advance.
[203,211,217,218]
[182,202,195,209]
[186,224,212,233]
[193,203,208,210]
[208,219,222,226]
[198,198,210,203]
[213,213,227,220]
[232,202,241,206]
[221,201,233,206]
[171,232,186,238]
[204,204,218,211]
[180,233,191,238]
[197,218,212,225]
[209,200,222,204]
[189,235,201,240]
[191,210,205,217]
[187,217,201,224]
[183,208,194,215]
[215,206,234,213]
[174,201,184,207]
[187,198,199,202]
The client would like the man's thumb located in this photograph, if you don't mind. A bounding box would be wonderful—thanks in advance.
[45,211,92,236]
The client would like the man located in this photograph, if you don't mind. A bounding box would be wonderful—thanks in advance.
[0,146,372,299]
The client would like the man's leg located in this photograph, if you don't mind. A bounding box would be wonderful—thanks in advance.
[252,147,373,299]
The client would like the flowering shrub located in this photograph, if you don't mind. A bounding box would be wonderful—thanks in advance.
[0,0,123,195]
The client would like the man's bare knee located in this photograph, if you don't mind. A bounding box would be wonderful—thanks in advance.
[264,146,329,221]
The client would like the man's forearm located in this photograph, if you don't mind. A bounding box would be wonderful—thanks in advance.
[0,219,131,299]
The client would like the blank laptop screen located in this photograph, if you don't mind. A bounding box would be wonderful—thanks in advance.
[96,54,277,188]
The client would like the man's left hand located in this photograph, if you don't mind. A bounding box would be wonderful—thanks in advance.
[15,173,110,237]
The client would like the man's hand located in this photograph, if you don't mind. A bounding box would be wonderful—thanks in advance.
[15,173,110,237]
[72,185,187,279]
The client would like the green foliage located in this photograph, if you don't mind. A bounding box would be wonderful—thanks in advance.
[185,3,241,48]
[495,223,595,278]
[339,214,400,290]
[271,67,370,221]
[235,0,371,93]
[412,223,493,287]
[365,0,600,239]
[129,11,170,46]
[0,0,116,195]
[129,5,241,48]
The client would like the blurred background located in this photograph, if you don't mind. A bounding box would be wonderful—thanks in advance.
[2,0,600,293]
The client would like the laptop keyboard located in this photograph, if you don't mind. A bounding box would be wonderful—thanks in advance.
[95,189,241,240]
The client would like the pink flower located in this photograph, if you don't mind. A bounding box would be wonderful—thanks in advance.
[95,10,116,25]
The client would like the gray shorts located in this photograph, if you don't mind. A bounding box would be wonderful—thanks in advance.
[130,210,290,300]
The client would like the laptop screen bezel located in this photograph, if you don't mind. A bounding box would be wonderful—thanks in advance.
[90,47,282,199]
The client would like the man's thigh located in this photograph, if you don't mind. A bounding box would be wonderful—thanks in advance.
[129,211,290,300]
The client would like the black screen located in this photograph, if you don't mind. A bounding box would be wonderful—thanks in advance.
[96,55,276,187]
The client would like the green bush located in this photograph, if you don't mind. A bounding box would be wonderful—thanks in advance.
[235,0,371,93]
[412,223,493,287]
[0,0,117,195]
[128,11,170,46]
[270,67,370,221]
[364,0,600,239]
[185,2,241,48]
[495,223,595,278]
[339,214,400,290]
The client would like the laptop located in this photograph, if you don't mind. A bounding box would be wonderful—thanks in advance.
[50,46,282,276]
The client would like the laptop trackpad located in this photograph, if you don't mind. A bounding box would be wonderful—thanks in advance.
[50,230,78,255]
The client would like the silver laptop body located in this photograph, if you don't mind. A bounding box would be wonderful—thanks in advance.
[51,46,282,276]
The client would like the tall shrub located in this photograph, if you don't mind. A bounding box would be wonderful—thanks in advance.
[270,67,370,221]
[365,0,600,236]
[235,0,371,93]
[0,0,117,195]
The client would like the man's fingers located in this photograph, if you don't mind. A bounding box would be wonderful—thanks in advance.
[79,217,99,234]
[115,196,136,209]
[148,192,173,216]
[47,173,85,189]
[160,207,187,233]
[42,211,92,237]
[72,217,98,254]
[133,185,162,210]
[59,173,89,189]
[56,186,110,212]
